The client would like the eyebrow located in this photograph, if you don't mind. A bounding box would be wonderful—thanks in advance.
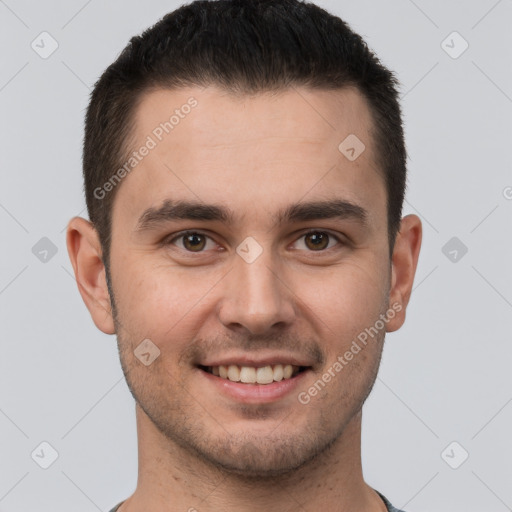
[135,198,369,232]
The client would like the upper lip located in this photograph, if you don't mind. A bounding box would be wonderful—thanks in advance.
[198,353,314,368]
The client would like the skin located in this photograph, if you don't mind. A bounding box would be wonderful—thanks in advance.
[67,85,422,512]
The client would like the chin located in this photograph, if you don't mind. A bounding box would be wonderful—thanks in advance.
[185,428,334,480]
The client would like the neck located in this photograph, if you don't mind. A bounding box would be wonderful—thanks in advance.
[119,405,386,512]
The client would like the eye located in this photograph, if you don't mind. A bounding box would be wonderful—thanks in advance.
[292,230,342,251]
[166,231,217,252]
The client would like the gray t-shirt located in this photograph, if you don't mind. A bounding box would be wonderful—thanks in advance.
[109,490,406,511]
[376,490,407,512]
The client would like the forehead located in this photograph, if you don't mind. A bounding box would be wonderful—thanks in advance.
[133,85,375,153]
[114,85,385,229]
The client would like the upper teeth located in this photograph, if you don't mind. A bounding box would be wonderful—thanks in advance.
[209,364,299,384]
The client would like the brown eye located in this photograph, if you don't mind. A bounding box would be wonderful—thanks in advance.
[304,232,330,250]
[166,231,215,252]
[182,232,207,252]
[293,230,342,252]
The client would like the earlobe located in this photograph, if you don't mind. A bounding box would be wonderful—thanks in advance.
[66,217,116,335]
[386,214,422,333]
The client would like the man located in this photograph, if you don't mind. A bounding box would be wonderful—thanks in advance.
[66,0,422,510]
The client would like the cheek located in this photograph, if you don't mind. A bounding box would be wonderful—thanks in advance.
[113,260,223,340]
[298,259,389,358]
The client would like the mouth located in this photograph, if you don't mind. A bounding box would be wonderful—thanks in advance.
[198,364,310,385]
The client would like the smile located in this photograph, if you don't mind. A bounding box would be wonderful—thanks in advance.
[199,364,307,385]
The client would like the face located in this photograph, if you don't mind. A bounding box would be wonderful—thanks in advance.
[96,85,403,476]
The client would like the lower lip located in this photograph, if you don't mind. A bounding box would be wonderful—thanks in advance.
[197,367,311,404]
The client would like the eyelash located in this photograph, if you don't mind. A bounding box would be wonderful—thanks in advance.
[163,229,346,254]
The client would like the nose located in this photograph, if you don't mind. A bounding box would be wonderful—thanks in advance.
[217,247,296,335]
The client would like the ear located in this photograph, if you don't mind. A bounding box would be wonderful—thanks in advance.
[386,214,422,332]
[66,217,115,334]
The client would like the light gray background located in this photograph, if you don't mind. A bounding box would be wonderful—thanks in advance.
[1,1,511,511]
